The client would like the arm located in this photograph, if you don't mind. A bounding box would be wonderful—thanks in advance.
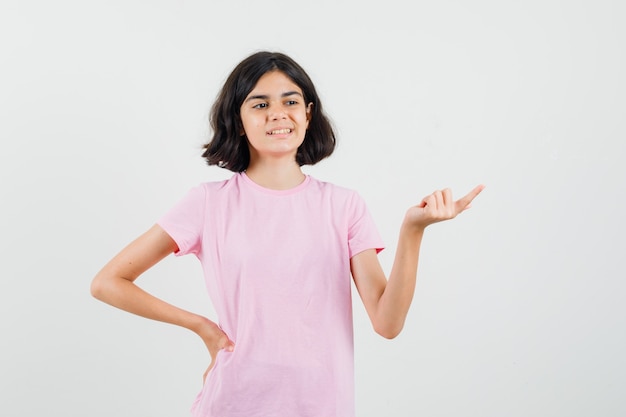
[90,224,234,374]
[351,185,485,339]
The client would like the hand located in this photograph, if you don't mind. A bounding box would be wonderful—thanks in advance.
[406,184,485,229]
[196,318,235,383]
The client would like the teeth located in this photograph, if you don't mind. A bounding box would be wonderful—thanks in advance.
[269,129,291,135]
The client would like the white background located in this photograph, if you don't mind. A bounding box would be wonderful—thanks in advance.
[1,1,625,416]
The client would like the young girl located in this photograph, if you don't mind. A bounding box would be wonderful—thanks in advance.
[91,51,484,417]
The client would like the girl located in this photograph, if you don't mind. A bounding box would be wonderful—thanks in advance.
[91,51,484,417]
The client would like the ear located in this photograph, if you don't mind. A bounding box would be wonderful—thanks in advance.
[306,102,313,124]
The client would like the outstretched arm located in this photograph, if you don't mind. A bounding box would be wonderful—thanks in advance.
[351,185,485,339]
[90,224,234,378]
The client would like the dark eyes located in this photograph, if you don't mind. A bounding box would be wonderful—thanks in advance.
[252,100,298,109]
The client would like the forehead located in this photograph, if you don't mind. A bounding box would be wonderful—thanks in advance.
[247,70,302,96]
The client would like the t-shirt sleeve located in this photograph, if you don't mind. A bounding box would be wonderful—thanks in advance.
[347,192,385,258]
[156,185,206,256]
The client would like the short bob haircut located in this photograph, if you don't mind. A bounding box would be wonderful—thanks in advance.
[202,51,336,172]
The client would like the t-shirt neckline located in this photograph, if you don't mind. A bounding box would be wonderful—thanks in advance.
[240,172,311,195]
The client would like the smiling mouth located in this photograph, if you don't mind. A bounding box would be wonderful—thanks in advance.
[267,128,292,135]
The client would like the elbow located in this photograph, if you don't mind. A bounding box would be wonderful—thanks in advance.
[90,277,102,300]
[90,273,108,302]
[373,322,404,340]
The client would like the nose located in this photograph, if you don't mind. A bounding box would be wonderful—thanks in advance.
[269,105,287,120]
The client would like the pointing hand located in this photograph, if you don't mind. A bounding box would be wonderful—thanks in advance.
[406,184,485,229]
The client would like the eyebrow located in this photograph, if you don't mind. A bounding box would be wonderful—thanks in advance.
[244,91,303,103]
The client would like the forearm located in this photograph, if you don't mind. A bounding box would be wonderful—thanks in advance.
[91,270,210,335]
[375,220,424,338]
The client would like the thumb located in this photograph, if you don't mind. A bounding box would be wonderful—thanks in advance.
[223,339,235,352]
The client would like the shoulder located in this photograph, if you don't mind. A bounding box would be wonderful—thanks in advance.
[307,176,365,207]
[308,176,357,196]
[167,175,238,211]
[193,173,241,194]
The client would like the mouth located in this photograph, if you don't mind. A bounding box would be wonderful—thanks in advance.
[267,128,292,135]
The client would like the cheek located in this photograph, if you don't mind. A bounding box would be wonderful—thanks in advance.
[242,119,267,140]
[240,116,257,135]
[245,115,265,129]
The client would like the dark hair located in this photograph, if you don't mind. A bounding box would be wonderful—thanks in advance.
[202,51,336,172]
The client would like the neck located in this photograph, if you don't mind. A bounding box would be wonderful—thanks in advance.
[245,159,305,190]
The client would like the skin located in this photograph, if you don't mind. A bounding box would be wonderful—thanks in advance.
[90,69,484,383]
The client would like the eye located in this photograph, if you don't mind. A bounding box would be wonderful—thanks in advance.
[252,102,268,109]
[286,100,298,106]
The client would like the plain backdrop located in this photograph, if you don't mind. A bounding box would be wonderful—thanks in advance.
[1,1,625,416]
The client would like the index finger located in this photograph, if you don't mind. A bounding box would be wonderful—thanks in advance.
[455,184,485,211]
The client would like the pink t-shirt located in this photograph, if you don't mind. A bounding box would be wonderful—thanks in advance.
[158,172,384,417]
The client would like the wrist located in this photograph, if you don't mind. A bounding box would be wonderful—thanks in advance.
[187,314,213,335]
[402,213,427,235]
